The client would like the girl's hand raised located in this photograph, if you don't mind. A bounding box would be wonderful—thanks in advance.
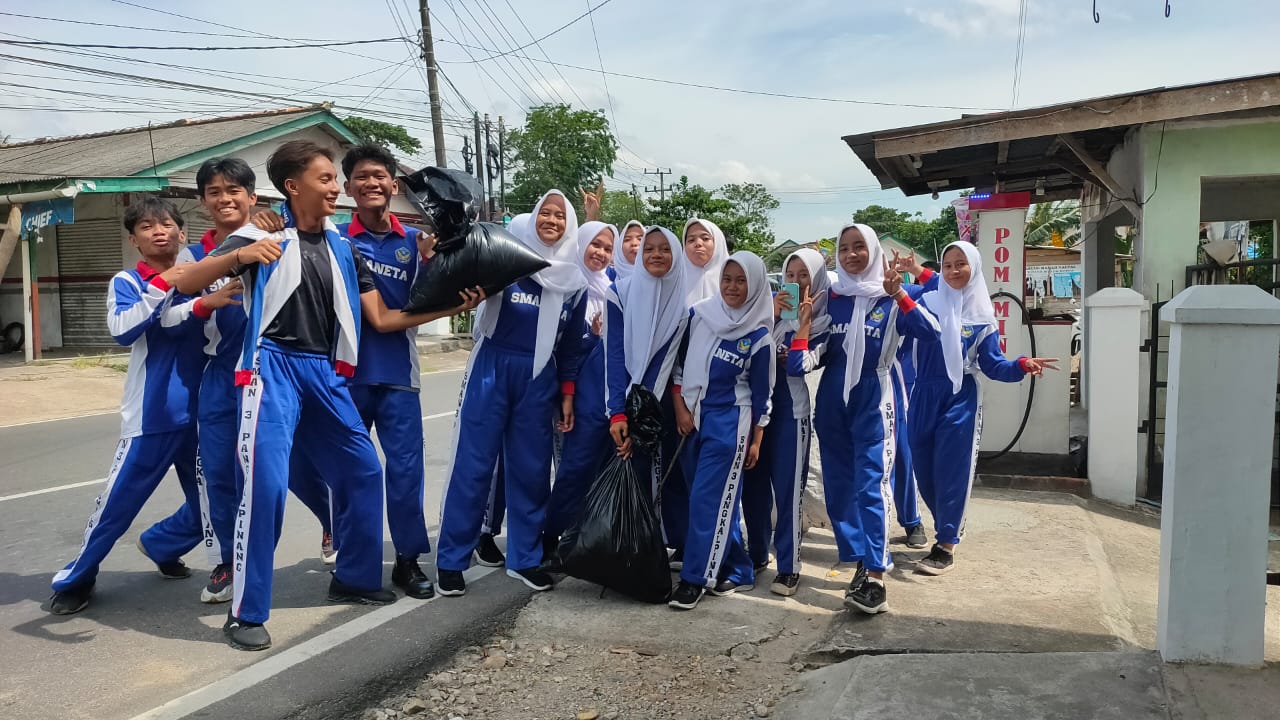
[1022,357,1060,376]
[882,257,905,298]
[796,285,814,328]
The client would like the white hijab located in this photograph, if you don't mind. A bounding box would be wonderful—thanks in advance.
[681,251,773,426]
[612,220,644,282]
[575,220,616,326]
[775,247,832,344]
[473,190,586,378]
[618,226,687,392]
[680,218,730,306]
[832,223,888,401]
[923,240,997,393]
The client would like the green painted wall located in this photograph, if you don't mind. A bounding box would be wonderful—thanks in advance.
[1139,120,1280,301]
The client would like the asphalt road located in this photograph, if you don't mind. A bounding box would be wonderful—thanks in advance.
[0,364,528,720]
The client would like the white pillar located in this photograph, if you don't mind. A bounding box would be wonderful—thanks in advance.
[1157,285,1280,666]
[20,235,34,364]
[1084,288,1147,506]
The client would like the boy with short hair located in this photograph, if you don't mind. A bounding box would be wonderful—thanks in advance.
[48,197,240,615]
[182,157,339,604]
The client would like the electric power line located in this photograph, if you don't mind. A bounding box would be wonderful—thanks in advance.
[0,11,329,39]
[459,0,616,63]
[0,37,410,51]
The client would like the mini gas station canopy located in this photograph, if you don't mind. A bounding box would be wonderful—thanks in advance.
[841,72,1280,213]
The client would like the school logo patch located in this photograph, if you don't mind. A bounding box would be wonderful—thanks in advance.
[870,306,886,323]
[962,326,974,338]
[395,246,412,264]
[737,338,752,354]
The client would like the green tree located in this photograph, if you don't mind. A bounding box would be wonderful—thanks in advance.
[718,182,780,256]
[850,204,955,259]
[507,104,617,216]
[642,177,780,256]
[342,116,422,156]
[599,188,643,228]
[1025,200,1081,247]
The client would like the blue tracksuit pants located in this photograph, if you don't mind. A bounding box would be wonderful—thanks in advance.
[891,375,922,530]
[349,384,431,558]
[199,363,334,567]
[52,428,201,591]
[658,393,689,551]
[909,377,982,546]
[437,341,557,573]
[679,405,755,588]
[814,371,896,573]
[481,458,505,537]
[742,416,809,575]
[546,344,611,540]
[232,341,385,624]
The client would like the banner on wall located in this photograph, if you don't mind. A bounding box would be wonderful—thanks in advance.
[951,197,972,244]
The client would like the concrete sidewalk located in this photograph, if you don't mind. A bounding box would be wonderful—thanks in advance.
[778,489,1280,719]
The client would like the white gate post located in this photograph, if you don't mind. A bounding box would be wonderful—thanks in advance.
[1084,288,1147,506]
[1157,285,1280,665]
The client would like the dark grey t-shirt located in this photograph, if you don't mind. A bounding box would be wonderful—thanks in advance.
[215,231,374,355]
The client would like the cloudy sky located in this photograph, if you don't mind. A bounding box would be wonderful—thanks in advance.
[1,0,1277,242]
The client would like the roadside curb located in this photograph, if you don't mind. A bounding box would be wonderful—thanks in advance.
[975,473,1090,497]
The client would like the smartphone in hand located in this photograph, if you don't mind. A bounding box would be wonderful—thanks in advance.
[780,282,800,321]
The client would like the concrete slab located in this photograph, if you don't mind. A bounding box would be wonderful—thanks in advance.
[806,489,1139,662]
[1164,663,1280,720]
[780,651,1170,719]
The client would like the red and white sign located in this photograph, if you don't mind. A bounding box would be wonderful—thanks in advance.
[976,207,1028,355]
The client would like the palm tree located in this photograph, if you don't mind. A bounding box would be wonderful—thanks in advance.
[1025,200,1081,247]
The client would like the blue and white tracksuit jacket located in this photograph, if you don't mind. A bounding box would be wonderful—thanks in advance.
[909,306,1027,547]
[602,287,684,541]
[742,327,811,575]
[807,290,939,573]
[230,213,385,625]
[545,312,609,541]
[675,313,774,589]
[437,278,589,573]
[52,262,208,592]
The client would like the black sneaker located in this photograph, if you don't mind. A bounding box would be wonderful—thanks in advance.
[474,534,505,567]
[904,525,929,549]
[849,561,867,590]
[668,548,684,571]
[844,576,889,614]
[506,567,554,591]
[136,539,191,579]
[668,581,704,610]
[327,576,397,605]
[201,563,233,604]
[391,556,435,599]
[752,552,773,574]
[709,579,754,596]
[437,569,466,596]
[48,582,93,615]
[223,612,271,651]
[917,544,955,576]
[770,573,800,597]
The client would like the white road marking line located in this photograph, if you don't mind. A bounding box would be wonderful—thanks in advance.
[0,410,117,429]
[0,412,454,503]
[0,478,106,503]
[129,566,498,720]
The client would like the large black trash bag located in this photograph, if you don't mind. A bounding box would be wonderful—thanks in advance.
[554,454,672,604]
[624,383,665,451]
[401,166,549,313]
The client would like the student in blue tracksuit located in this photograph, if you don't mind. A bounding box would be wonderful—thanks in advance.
[174,141,435,651]
[609,220,645,282]
[887,253,937,551]
[435,190,588,597]
[910,241,1057,575]
[663,219,731,569]
[180,157,340,605]
[742,248,830,597]
[606,226,688,517]
[48,198,240,615]
[799,224,940,615]
[668,251,775,610]
[543,221,617,553]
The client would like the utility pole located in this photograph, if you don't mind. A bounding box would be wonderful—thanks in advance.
[473,112,486,219]
[498,116,506,217]
[484,113,497,221]
[419,0,447,167]
[631,183,640,218]
[644,167,672,202]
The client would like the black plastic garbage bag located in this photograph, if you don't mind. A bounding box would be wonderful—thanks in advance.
[400,166,550,314]
[624,384,665,451]
[553,454,671,603]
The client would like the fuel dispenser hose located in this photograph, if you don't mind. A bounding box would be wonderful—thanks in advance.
[978,291,1036,461]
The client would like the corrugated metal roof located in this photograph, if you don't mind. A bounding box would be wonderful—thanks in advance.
[0,105,330,185]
